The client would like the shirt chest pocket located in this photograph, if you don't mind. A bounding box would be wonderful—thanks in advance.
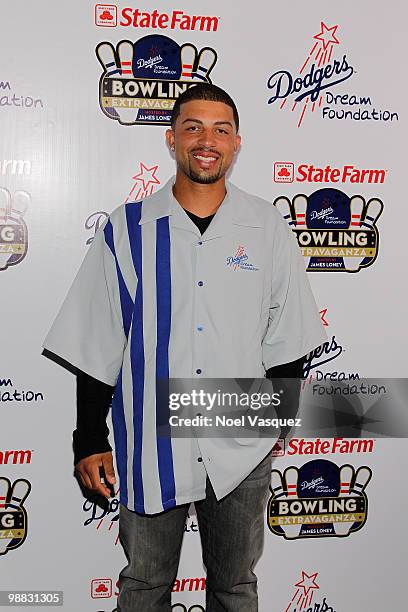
[203,235,265,318]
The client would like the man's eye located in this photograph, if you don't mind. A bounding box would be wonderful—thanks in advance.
[216,128,228,134]
[186,126,199,131]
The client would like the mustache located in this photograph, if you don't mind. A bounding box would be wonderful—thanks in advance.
[190,147,222,156]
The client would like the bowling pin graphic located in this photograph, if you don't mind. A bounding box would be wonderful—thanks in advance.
[283,467,302,538]
[180,44,197,80]
[96,42,122,120]
[293,194,308,227]
[343,196,365,272]
[344,197,383,272]
[8,478,31,508]
[96,42,121,77]
[333,465,354,536]
[116,41,137,124]
[193,47,217,82]
[12,190,30,217]
[274,197,296,226]
[361,198,383,230]
[350,466,371,496]
[270,470,299,539]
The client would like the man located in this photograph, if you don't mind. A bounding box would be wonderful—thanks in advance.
[43,84,326,611]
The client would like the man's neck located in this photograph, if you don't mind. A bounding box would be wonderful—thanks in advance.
[172,170,227,218]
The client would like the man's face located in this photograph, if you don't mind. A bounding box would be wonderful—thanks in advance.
[166,99,241,184]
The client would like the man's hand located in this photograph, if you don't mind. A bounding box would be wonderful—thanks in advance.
[75,451,116,498]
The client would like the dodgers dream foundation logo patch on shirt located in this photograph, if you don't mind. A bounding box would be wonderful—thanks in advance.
[226,245,259,271]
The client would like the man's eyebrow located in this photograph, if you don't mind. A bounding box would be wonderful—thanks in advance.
[181,118,234,128]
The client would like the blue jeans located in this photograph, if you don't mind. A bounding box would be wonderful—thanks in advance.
[117,451,271,611]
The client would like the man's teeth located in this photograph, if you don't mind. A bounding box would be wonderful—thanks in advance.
[194,154,217,162]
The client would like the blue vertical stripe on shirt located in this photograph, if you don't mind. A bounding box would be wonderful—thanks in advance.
[126,202,145,513]
[155,217,176,509]
[103,220,133,339]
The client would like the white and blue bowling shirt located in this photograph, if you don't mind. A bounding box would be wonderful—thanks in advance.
[43,177,326,514]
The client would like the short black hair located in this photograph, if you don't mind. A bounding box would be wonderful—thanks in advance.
[171,83,239,131]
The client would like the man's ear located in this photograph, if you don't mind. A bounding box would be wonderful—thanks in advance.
[234,134,242,153]
[166,128,175,151]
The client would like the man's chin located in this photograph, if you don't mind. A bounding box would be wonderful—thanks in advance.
[188,169,223,184]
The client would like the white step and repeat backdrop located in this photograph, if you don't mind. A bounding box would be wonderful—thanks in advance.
[1,1,407,610]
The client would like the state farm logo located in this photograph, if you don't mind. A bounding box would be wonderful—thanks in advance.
[0,160,31,176]
[286,438,374,456]
[267,21,398,127]
[0,450,32,465]
[268,459,371,539]
[95,5,219,32]
[96,36,217,126]
[274,188,383,272]
[272,438,285,457]
[95,5,117,27]
[274,162,386,184]
[173,577,206,593]
[91,578,112,599]
[274,162,294,182]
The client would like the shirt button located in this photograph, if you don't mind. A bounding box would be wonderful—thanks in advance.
[196,368,202,375]
[198,281,204,287]
[197,457,203,462]
[198,241,203,246]
[197,326,203,332]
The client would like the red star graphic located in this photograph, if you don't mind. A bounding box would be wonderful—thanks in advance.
[319,308,329,327]
[132,163,160,191]
[295,571,320,596]
[314,22,340,49]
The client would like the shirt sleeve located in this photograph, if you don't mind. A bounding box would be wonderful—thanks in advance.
[42,220,127,386]
[262,210,327,369]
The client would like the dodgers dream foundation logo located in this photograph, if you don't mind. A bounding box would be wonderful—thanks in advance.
[96,35,217,125]
[268,459,371,539]
[274,187,383,272]
[267,21,398,127]
[226,245,259,271]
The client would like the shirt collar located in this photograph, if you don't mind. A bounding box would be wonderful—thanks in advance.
[137,175,263,232]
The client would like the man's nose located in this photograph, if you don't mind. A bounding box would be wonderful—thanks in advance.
[197,128,216,148]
